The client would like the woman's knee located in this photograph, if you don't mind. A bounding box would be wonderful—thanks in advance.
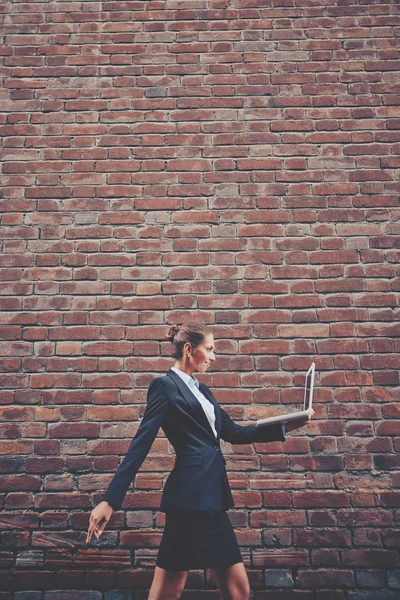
[240,581,251,600]
[220,580,250,600]
[212,563,250,600]
[158,588,184,600]
[149,586,184,600]
[148,567,187,600]
[233,581,250,600]
[169,582,186,600]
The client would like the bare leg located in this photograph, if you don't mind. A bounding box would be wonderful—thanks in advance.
[210,562,251,600]
[148,565,189,600]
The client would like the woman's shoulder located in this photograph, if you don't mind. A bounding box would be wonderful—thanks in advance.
[148,373,176,391]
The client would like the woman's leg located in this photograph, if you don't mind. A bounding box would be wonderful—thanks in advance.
[210,562,251,600]
[148,565,189,600]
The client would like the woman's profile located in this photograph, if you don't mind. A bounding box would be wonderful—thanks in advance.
[86,322,314,599]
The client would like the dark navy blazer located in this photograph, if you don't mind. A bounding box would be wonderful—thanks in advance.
[101,368,285,512]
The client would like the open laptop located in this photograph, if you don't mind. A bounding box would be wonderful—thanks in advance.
[256,362,315,426]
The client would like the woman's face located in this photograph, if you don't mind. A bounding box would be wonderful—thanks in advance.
[188,333,215,373]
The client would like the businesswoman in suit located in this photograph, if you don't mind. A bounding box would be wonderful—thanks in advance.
[86,322,314,600]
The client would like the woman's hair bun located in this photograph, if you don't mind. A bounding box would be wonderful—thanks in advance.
[166,323,181,343]
[165,321,211,359]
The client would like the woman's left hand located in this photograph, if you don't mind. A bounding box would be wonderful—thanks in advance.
[285,408,315,433]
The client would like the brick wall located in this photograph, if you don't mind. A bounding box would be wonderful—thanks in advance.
[1,0,399,598]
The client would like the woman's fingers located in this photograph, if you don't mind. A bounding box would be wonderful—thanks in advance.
[86,516,100,544]
[87,526,99,543]
[86,523,94,544]
[86,507,110,544]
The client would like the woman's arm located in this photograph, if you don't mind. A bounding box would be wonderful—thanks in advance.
[220,407,286,445]
[100,377,170,510]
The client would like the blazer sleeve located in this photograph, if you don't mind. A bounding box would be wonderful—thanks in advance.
[219,407,286,445]
[100,377,170,511]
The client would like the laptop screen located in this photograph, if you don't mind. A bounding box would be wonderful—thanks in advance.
[303,363,315,411]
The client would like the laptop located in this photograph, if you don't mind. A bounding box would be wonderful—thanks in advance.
[256,362,315,426]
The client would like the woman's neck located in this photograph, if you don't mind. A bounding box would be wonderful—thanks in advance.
[173,362,193,377]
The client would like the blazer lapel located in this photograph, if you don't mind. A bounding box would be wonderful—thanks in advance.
[167,369,218,442]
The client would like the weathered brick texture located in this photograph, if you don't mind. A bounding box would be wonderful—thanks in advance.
[0,0,399,597]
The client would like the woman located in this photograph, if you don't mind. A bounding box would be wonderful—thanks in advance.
[86,322,314,600]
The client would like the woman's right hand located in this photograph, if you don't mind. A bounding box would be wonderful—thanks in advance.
[86,500,113,544]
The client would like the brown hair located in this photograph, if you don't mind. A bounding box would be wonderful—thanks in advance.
[165,322,212,360]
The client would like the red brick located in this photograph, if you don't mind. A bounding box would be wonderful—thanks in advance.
[293,492,350,508]
[297,569,354,588]
[251,510,307,527]
[311,549,340,567]
[120,531,163,547]
[381,492,400,507]
[294,529,351,547]
[353,529,382,548]
[262,492,291,508]
[382,530,400,548]
[338,509,394,527]
[263,529,292,548]
[48,423,99,438]
[308,511,337,527]
[352,491,377,507]
[0,474,41,492]
[1,569,57,589]
[290,455,344,471]
[342,549,399,567]
[252,550,310,567]
[117,568,154,587]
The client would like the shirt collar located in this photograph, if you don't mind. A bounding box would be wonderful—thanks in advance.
[171,366,200,389]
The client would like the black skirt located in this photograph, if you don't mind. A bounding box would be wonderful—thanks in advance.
[156,509,243,571]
